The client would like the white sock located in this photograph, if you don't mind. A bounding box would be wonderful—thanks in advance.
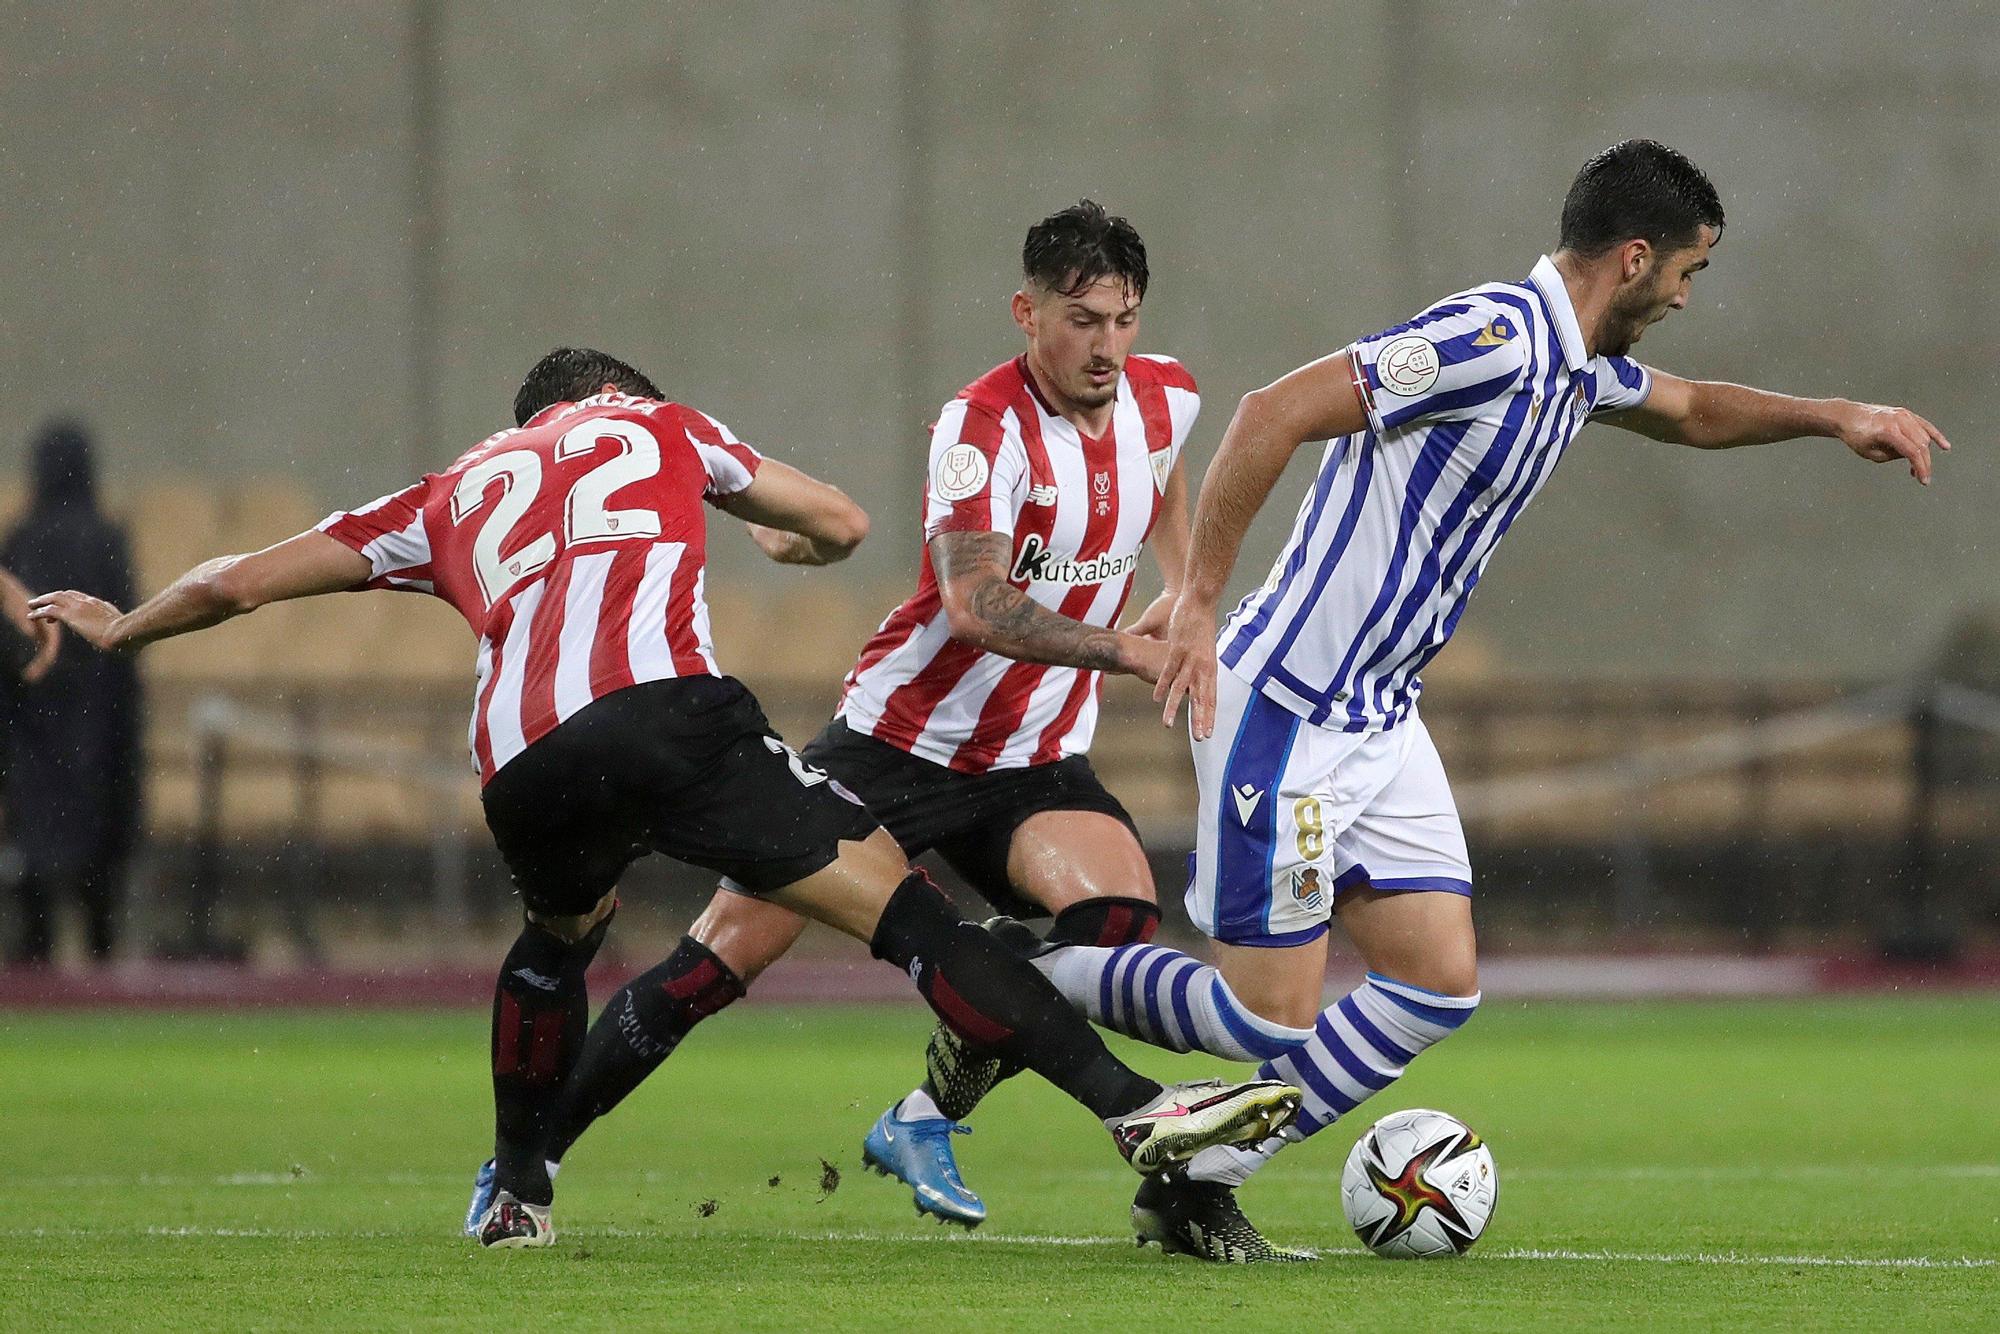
[1038,943,1313,1062]
[1187,975,1481,1187]
[1186,1127,1301,1186]
[895,1088,945,1122]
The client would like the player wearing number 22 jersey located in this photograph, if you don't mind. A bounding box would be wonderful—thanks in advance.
[29,344,1304,1251]
[318,392,761,783]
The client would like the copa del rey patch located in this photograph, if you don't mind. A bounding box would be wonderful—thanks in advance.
[933,441,990,502]
[1375,334,1441,398]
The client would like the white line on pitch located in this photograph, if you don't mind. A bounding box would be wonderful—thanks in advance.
[3,1225,1992,1268]
[771,1231,1995,1268]
[1487,1247,1995,1270]
[1060,1162,2000,1184]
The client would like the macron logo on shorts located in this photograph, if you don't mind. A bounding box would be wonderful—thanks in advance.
[1231,784,1264,823]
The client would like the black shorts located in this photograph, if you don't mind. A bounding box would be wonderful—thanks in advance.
[800,718,1140,920]
[481,676,878,917]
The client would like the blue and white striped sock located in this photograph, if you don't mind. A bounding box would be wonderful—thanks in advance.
[1188,972,1480,1185]
[1036,943,1312,1063]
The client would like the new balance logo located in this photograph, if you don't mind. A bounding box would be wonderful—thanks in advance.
[1027,483,1059,506]
[511,967,560,992]
[907,957,925,985]
[1231,784,1264,823]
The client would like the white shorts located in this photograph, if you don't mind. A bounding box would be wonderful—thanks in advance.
[1185,666,1472,948]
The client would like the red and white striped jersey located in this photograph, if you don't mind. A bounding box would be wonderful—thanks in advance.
[838,353,1200,773]
[316,392,762,784]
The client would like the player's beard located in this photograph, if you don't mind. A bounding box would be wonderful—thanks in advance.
[1072,364,1120,409]
[1601,299,1651,356]
[1603,278,1675,356]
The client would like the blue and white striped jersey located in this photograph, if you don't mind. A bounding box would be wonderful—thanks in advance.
[1219,255,1652,732]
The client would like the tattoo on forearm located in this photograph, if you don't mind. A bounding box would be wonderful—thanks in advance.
[933,531,1125,672]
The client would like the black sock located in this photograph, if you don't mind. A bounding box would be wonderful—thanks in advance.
[544,937,745,1164]
[919,896,1163,1117]
[871,874,1159,1122]
[1045,895,1161,948]
[490,913,610,1206]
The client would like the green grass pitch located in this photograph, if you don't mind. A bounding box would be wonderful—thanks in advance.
[3,996,1996,1330]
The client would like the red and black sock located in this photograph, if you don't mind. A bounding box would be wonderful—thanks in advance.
[544,936,745,1165]
[919,895,1161,1117]
[1045,896,1161,949]
[871,873,1159,1122]
[490,913,611,1206]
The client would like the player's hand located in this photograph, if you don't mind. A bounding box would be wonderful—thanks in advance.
[1117,632,1170,686]
[27,590,127,653]
[1836,402,1951,485]
[1154,594,1220,739]
[1122,587,1177,640]
[745,522,819,565]
[21,615,61,682]
[3,577,60,682]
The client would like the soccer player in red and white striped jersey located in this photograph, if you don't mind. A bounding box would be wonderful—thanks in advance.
[316,390,764,783]
[656,201,1202,1227]
[30,345,1300,1248]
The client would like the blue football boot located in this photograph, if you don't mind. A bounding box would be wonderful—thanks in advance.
[463,1158,497,1238]
[861,1107,986,1228]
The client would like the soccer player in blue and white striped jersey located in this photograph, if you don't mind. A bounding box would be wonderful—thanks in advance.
[1017,140,1951,1261]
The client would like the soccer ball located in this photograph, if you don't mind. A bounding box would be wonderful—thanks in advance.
[1340,1108,1497,1257]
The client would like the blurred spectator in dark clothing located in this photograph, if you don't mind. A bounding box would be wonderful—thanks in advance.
[1,421,142,965]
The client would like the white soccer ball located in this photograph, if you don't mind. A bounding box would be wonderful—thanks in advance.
[1340,1108,1497,1257]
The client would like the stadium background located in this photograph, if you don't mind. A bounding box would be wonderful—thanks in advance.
[4,7,1999,1329]
[1,2,1995,975]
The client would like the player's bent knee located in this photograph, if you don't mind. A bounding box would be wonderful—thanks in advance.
[526,890,617,945]
[1393,959,1478,1000]
[689,888,808,985]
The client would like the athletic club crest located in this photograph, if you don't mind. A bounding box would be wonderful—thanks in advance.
[1149,450,1171,493]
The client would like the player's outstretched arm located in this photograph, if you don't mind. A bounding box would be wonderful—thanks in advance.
[1158,350,1369,738]
[28,531,372,655]
[715,458,870,565]
[1,564,60,682]
[932,530,1165,683]
[1606,370,1952,484]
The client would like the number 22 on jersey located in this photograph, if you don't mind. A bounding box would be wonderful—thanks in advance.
[450,419,668,608]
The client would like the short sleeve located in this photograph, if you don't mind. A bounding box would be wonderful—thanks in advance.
[316,479,436,593]
[923,400,1029,541]
[1348,298,1531,435]
[1588,356,1653,416]
[1129,353,1202,455]
[676,408,764,499]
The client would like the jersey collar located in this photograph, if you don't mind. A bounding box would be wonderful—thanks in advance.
[1527,255,1590,373]
[1015,354,1119,446]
